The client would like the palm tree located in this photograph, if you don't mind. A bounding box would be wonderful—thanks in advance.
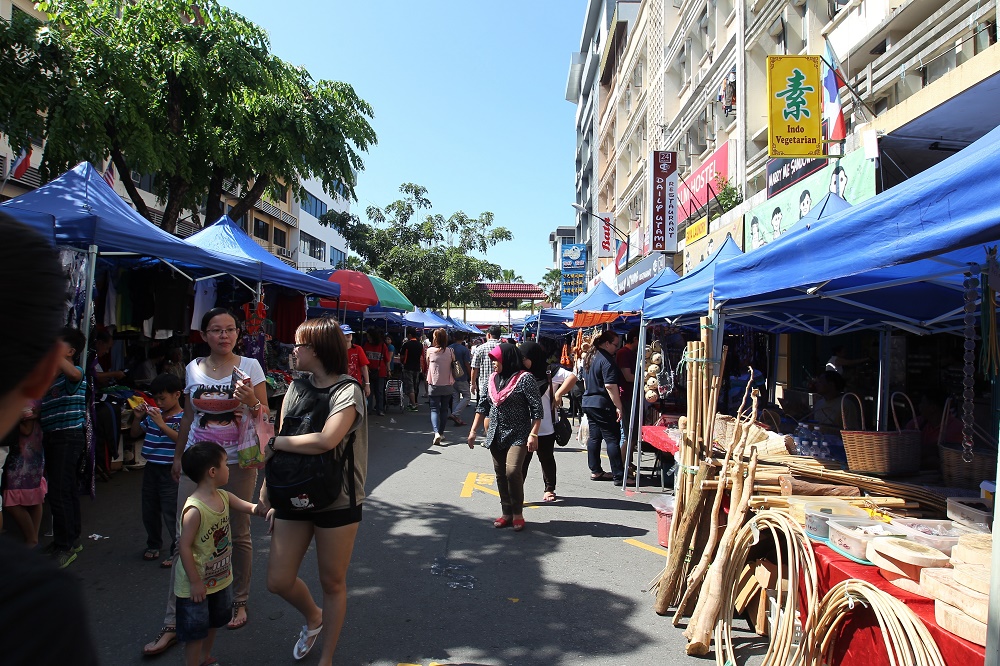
[500,269,524,283]
[538,268,562,302]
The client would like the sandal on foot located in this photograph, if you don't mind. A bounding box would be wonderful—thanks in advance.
[142,549,160,561]
[142,626,177,656]
[493,516,512,529]
[293,623,323,660]
[590,471,614,481]
[227,601,248,630]
[542,491,557,502]
[160,558,173,569]
[512,518,526,532]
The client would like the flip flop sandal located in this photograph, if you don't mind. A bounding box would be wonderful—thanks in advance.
[142,627,177,656]
[142,549,160,561]
[160,559,173,569]
[293,624,323,660]
[542,492,558,502]
[493,516,512,528]
[227,601,248,630]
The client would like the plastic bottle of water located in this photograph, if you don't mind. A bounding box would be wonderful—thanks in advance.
[815,426,830,459]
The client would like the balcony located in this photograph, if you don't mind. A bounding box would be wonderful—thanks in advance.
[251,237,297,267]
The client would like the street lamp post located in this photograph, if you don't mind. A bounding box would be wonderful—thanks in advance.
[571,203,631,271]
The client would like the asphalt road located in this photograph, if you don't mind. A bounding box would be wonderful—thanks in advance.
[65,401,764,665]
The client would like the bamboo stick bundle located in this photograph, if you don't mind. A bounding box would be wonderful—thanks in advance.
[672,383,756,626]
[749,496,919,510]
[654,462,710,615]
[780,461,948,513]
[685,448,760,654]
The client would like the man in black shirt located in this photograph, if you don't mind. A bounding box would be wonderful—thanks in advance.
[399,329,426,411]
[582,330,626,485]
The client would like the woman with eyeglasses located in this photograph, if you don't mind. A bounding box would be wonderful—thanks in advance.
[144,307,268,656]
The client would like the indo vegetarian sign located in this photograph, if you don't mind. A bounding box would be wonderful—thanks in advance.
[767,56,823,158]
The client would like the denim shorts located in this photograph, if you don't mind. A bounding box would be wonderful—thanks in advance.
[176,586,233,642]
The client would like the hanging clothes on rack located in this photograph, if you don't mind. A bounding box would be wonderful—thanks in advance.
[190,278,217,330]
[242,300,267,335]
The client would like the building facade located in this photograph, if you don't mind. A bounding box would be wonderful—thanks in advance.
[296,177,351,273]
[569,0,1000,279]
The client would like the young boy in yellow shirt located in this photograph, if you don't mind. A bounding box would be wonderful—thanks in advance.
[175,442,264,666]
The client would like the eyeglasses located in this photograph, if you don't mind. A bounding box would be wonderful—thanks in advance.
[206,327,238,336]
[293,343,312,349]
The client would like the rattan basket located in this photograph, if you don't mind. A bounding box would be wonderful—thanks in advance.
[840,392,921,476]
[937,397,998,489]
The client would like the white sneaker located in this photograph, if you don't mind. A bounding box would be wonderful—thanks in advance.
[432,433,443,446]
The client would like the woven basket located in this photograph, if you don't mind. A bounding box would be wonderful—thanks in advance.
[840,392,921,476]
[714,414,737,448]
[937,397,998,489]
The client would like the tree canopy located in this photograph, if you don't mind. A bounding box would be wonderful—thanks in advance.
[3,0,376,232]
[537,267,562,302]
[321,183,513,309]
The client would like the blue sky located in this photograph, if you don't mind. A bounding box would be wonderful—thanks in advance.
[225,0,587,285]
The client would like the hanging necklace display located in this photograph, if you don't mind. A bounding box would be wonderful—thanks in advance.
[962,267,980,463]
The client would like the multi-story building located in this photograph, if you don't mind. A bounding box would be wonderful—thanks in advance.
[572,0,1000,277]
[548,226,578,267]
[296,177,351,273]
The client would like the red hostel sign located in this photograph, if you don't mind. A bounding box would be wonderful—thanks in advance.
[650,151,678,252]
[677,141,730,219]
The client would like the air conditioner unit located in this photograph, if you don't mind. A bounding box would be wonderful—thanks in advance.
[277,247,293,259]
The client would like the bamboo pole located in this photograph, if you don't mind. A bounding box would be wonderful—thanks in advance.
[654,462,710,615]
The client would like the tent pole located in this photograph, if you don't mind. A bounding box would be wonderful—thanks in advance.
[987,378,1000,666]
[79,244,99,366]
[625,321,648,491]
[875,327,891,430]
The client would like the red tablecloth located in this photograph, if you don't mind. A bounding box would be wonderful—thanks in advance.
[641,425,679,454]
[812,544,985,666]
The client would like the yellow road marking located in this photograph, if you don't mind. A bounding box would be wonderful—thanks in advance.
[459,472,540,509]
[624,538,668,557]
[459,472,477,497]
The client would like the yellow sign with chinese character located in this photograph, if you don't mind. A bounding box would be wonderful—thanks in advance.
[684,216,708,245]
[767,56,823,158]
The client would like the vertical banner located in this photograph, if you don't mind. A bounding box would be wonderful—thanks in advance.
[767,56,823,158]
[649,151,678,252]
[560,243,587,308]
[596,212,614,258]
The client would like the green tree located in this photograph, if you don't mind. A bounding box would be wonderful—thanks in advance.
[500,269,524,283]
[322,183,512,308]
[9,0,376,233]
[538,267,562,302]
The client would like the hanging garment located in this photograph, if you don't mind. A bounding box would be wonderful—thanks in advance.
[103,271,118,327]
[242,301,267,335]
[242,331,267,368]
[190,278,218,330]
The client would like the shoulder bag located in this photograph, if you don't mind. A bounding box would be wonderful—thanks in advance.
[549,374,572,447]
[451,347,465,380]
[265,378,360,513]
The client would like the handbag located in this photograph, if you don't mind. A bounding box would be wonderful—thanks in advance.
[451,348,465,380]
[548,376,572,447]
[264,378,359,512]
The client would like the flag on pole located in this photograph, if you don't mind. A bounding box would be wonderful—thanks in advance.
[103,161,116,187]
[822,42,848,147]
[9,147,31,180]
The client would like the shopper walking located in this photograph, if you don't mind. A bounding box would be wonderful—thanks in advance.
[362,328,390,416]
[259,317,367,664]
[582,330,627,485]
[518,341,577,502]
[470,325,503,401]
[425,328,456,446]
[399,329,425,411]
[449,332,472,426]
[466,344,542,531]
[143,308,269,656]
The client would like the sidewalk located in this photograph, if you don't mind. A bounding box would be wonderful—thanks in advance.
[66,402,757,665]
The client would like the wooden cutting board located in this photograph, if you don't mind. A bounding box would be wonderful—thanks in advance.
[920,568,989,623]
[872,538,950,568]
[867,542,923,581]
[878,568,931,598]
[953,563,991,595]
[936,599,987,647]
[952,534,992,566]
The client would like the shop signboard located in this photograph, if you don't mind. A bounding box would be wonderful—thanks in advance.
[745,148,875,250]
[684,217,744,275]
[767,56,823,158]
[677,141,730,220]
[616,251,668,295]
[560,243,587,308]
[766,156,827,199]
[615,239,629,272]
[649,151,678,252]
[685,216,708,245]
[596,212,615,258]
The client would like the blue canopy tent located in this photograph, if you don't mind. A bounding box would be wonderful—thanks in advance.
[186,217,341,298]
[447,316,480,335]
[537,281,620,333]
[1,163,262,282]
[607,265,681,312]
[642,235,744,323]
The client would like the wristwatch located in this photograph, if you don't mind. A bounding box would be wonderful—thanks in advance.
[267,436,276,453]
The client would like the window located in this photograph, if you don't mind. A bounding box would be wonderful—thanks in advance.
[131,171,156,192]
[272,227,287,249]
[253,217,269,240]
[299,231,326,261]
[300,190,328,219]
[275,186,287,204]
[329,246,346,269]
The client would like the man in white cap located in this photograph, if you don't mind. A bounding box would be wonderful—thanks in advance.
[341,324,371,399]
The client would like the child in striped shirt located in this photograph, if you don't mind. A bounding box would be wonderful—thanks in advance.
[40,327,88,568]
[130,373,184,567]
